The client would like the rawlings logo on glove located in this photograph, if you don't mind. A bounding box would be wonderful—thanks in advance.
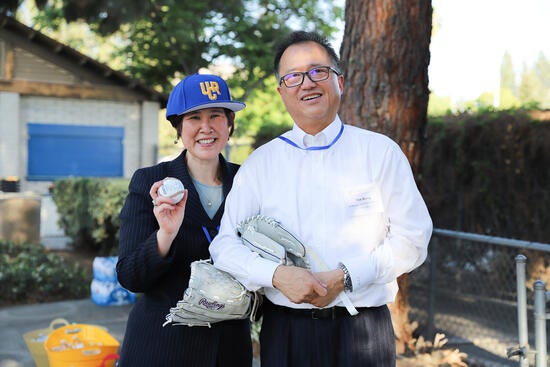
[163,260,260,327]
[199,298,225,310]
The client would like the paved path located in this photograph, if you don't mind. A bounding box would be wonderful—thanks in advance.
[0,299,132,367]
[0,299,260,367]
[1,299,518,367]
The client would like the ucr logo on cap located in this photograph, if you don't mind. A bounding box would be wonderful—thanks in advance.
[165,73,246,123]
[200,81,221,101]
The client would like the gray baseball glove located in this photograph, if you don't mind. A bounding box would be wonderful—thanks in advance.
[236,215,309,269]
[238,215,358,316]
[164,216,323,328]
[163,260,260,327]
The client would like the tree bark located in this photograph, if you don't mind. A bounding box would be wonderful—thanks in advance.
[339,0,432,354]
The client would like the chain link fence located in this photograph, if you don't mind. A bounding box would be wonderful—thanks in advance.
[408,229,550,366]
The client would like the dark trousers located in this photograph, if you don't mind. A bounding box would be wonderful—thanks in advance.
[260,302,395,367]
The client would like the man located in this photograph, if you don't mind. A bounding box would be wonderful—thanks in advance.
[210,31,432,367]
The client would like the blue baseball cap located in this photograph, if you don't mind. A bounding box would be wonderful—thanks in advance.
[166,73,245,120]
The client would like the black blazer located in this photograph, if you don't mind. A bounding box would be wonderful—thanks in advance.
[116,151,252,366]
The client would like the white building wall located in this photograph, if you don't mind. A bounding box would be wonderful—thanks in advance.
[14,96,159,194]
[0,92,21,180]
[140,101,160,169]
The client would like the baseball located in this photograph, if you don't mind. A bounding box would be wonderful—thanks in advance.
[158,177,185,203]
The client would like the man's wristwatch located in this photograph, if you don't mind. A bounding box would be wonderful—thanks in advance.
[338,262,353,292]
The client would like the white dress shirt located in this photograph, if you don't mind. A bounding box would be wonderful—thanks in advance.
[210,115,433,309]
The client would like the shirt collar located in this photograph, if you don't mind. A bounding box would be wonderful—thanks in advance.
[291,116,343,149]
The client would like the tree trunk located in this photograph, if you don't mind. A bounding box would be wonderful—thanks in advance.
[339,0,432,354]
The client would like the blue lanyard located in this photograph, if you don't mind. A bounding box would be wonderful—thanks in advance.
[202,226,220,244]
[278,123,344,151]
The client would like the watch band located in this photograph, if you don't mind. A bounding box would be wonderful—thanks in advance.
[338,262,353,292]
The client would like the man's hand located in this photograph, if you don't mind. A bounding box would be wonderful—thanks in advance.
[309,269,345,307]
[272,265,327,304]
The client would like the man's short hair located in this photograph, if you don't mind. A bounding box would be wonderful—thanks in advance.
[273,31,341,78]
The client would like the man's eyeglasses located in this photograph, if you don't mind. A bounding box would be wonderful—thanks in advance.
[279,66,341,88]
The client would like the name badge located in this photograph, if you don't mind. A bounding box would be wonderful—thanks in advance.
[345,184,384,216]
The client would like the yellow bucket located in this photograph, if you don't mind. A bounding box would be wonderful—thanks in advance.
[23,318,70,367]
[45,324,119,367]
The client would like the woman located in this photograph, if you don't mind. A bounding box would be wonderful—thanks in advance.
[116,73,252,366]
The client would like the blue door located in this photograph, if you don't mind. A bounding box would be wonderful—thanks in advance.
[27,123,124,180]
